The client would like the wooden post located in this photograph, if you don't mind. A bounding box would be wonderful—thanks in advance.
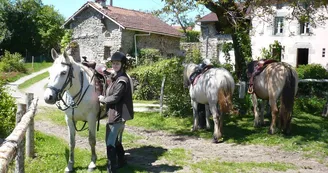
[25,93,34,158]
[160,76,166,116]
[15,104,26,173]
[0,98,38,173]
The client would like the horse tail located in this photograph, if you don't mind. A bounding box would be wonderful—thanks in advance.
[218,76,233,113]
[280,67,297,131]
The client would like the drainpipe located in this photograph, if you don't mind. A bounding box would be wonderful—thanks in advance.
[134,32,151,65]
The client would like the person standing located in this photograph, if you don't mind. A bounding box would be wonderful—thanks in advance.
[98,51,134,173]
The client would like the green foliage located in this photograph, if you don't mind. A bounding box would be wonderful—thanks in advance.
[260,40,282,61]
[60,29,73,52]
[180,30,200,42]
[130,57,191,116]
[184,46,202,64]
[0,0,64,59]
[138,48,161,65]
[0,50,27,73]
[295,64,328,114]
[0,80,16,138]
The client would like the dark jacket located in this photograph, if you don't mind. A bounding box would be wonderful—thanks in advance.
[99,71,134,124]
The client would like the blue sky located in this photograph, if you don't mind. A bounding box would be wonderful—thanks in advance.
[42,0,209,24]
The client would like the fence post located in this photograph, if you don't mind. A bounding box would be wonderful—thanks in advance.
[160,76,166,116]
[15,103,26,173]
[25,93,34,158]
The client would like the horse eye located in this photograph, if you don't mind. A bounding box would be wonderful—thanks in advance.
[60,71,67,76]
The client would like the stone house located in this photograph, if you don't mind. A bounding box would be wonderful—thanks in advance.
[63,0,183,63]
[198,3,328,68]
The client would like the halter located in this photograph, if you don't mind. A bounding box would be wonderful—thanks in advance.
[47,61,95,131]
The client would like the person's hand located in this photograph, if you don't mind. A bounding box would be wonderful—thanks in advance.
[98,95,104,101]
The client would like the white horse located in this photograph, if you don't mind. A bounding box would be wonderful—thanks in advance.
[44,48,133,172]
[183,63,235,143]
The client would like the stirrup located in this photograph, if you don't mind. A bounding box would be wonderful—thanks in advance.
[248,87,254,94]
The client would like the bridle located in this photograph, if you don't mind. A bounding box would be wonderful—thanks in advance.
[47,61,96,131]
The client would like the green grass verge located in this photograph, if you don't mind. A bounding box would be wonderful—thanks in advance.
[0,62,52,83]
[18,71,49,89]
[191,160,296,173]
[133,100,159,104]
[37,107,328,161]
[7,132,147,173]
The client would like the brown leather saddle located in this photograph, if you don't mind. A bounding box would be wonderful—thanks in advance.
[254,59,278,76]
[81,56,113,96]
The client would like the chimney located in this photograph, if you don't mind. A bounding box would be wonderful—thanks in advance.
[109,0,113,6]
[95,0,107,7]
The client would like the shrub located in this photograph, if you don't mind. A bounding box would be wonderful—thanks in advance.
[180,30,200,42]
[0,51,27,73]
[295,64,328,114]
[0,80,17,138]
[130,57,192,116]
[138,48,161,65]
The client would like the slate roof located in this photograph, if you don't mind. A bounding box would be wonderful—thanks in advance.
[63,1,183,38]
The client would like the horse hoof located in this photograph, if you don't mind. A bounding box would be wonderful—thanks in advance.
[88,168,96,172]
[267,129,275,135]
[212,137,223,143]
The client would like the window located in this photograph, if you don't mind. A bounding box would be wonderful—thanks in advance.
[323,48,326,58]
[276,3,284,9]
[274,17,284,35]
[300,22,310,34]
[104,46,111,60]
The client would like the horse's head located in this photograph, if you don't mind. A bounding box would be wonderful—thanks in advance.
[246,60,258,78]
[44,48,77,104]
[183,63,197,87]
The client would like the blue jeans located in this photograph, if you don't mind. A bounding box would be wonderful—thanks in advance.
[106,122,124,147]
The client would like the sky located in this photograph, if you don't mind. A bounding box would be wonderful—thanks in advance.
[42,0,210,24]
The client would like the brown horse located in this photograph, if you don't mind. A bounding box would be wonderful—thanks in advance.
[247,61,298,135]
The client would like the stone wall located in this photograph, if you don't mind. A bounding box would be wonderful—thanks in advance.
[137,34,180,57]
[68,7,181,62]
[69,7,122,63]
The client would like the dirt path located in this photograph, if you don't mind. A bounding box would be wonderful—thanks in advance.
[34,118,328,173]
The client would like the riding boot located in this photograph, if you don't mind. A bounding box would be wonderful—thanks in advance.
[106,146,117,173]
[116,142,127,168]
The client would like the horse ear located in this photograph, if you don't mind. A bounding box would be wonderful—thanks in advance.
[51,48,58,60]
[63,50,69,61]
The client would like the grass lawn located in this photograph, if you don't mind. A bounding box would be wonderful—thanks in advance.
[0,62,52,83]
[37,107,328,163]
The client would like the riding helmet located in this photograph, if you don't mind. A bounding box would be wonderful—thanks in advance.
[111,52,127,64]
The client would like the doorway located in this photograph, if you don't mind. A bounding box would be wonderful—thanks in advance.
[297,48,309,67]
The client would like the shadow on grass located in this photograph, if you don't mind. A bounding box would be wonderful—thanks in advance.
[74,145,182,173]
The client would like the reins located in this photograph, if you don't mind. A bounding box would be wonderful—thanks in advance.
[48,62,96,131]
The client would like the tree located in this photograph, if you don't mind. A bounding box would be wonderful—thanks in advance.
[0,0,64,60]
[164,0,328,80]
[154,0,204,34]
[0,0,10,48]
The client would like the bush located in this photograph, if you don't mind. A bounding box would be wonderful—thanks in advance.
[295,64,328,114]
[0,51,27,73]
[138,48,161,65]
[0,80,17,138]
[130,57,192,116]
[180,30,200,42]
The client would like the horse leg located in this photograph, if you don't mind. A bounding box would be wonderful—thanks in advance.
[205,104,211,130]
[65,118,76,172]
[251,94,262,127]
[268,100,279,135]
[87,118,97,171]
[209,103,222,143]
[191,100,199,131]
[259,100,265,126]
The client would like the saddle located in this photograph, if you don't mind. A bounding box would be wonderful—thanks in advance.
[253,59,278,76]
[81,57,113,96]
[189,64,213,86]
[248,59,278,94]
